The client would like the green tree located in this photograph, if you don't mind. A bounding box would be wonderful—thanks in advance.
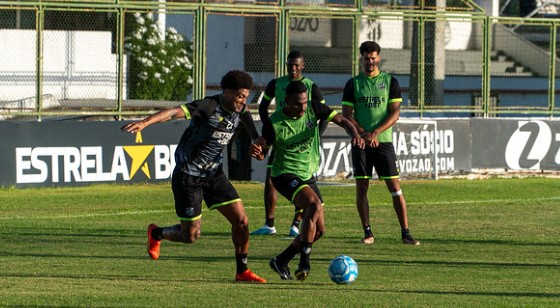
[126,13,193,101]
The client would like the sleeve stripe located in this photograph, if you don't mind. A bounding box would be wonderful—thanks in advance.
[180,105,191,120]
[389,98,403,103]
[341,101,354,107]
[326,110,337,122]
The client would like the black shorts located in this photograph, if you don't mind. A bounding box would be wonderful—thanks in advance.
[271,173,323,206]
[351,142,400,180]
[171,167,240,221]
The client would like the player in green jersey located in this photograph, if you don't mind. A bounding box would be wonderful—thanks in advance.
[341,41,420,246]
[251,50,327,237]
[250,80,364,281]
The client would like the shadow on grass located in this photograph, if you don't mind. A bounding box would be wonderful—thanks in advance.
[325,235,560,247]
[264,285,560,299]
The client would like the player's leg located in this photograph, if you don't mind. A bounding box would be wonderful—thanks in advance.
[383,178,419,245]
[377,143,419,246]
[289,208,303,237]
[218,201,266,283]
[251,154,277,235]
[207,172,266,282]
[356,178,373,242]
[292,185,324,281]
[267,174,309,280]
[146,167,203,260]
[217,200,249,258]
[384,178,407,229]
[352,145,375,244]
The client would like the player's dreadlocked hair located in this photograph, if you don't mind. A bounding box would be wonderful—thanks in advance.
[359,41,381,55]
[221,70,254,91]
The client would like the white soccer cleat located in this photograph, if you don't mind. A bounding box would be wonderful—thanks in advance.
[289,225,299,237]
[250,224,277,235]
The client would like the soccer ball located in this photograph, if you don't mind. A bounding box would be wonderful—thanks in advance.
[328,255,358,284]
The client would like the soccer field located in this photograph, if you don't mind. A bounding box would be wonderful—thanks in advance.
[1,178,559,307]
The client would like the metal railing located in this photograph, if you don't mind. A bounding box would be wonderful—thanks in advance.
[0,0,559,120]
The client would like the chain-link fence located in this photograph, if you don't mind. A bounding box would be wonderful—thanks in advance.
[1,0,559,119]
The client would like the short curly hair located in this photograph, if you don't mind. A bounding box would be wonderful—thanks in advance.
[220,70,254,91]
[285,80,307,99]
[359,41,381,55]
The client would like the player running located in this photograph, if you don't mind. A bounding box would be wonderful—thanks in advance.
[251,50,327,237]
[121,70,266,283]
[250,80,364,281]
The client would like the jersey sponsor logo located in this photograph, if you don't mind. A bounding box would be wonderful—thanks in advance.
[15,132,177,184]
[505,120,560,169]
[358,96,386,108]
[212,131,234,145]
[286,137,312,152]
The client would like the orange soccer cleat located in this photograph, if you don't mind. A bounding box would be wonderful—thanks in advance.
[147,223,161,260]
[235,269,267,283]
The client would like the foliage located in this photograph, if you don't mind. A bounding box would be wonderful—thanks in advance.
[125,12,193,101]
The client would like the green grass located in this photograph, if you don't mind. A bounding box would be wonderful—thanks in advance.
[1,178,559,307]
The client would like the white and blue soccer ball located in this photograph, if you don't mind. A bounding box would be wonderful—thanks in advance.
[328,255,358,284]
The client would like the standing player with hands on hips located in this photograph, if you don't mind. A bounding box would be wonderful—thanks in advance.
[341,41,420,246]
[250,81,364,281]
[121,70,267,283]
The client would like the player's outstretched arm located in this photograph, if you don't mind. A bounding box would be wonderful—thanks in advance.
[331,113,365,149]
[121,107,185,133]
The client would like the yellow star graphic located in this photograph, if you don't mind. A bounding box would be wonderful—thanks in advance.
[123,132,154,179]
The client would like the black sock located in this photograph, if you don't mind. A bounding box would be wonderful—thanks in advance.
[401,228,410,235]
[276,244,298,265]
[152,227,163,241]
[265,218,274,228]
[299,241,312,269]
[236,253,248,274]
[292,219,301,227]
[364,225,373,237]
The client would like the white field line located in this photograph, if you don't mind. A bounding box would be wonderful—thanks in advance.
[4,196,560,220]
[2,196,560,220]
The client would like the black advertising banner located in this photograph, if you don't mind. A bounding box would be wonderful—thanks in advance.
[1,118,558,187]
[0,121,185,187]
[315,119,471,179]
[471,118,560,170]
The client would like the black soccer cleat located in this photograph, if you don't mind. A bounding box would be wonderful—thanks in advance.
[269,257,292,280]
[402,231,420,246]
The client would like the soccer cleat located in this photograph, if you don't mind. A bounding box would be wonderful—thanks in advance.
[147,223,161,260]
[250,224,277,235]
[235,269,267,283]
[294,266,310,282]
[288,225,299,237]
[269,257,292,280]
[360,235,375,244]
[402,232,420,246]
